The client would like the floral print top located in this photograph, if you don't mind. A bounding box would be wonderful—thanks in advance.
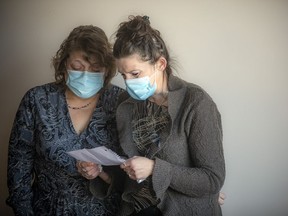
[6,83,124,216]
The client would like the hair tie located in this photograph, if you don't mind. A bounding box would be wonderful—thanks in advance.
[142,15,150,24]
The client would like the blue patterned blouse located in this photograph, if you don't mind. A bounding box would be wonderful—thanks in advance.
[6,83,125,216]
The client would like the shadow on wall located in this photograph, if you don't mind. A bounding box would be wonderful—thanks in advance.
[0,62,51,215]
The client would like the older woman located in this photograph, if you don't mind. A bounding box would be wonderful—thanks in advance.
[7,25,124,215]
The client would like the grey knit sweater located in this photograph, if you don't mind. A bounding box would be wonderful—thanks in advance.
[116,75,225,216]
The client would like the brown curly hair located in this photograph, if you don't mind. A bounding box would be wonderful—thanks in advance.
[52,25,116,87]
[113,15,173,75]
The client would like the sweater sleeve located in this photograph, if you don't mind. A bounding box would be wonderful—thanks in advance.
[89,165,125,199]
[6,90,36,215]
[153,91,225,198]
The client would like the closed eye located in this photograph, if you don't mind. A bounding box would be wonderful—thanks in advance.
[71,62,83,71]
[118,70,141,80]
[131,71,140,77]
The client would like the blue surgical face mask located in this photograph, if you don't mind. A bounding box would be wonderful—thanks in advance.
[66,70,104,99]
[125,73,157,100]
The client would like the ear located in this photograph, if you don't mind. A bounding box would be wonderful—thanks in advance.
[156,56,167,72]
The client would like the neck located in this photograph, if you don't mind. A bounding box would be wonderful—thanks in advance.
[65,88,99,109]
[65,88,98,101]
[149,72,168,106]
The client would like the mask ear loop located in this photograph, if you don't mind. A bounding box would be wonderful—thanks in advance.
[151,64,158,88]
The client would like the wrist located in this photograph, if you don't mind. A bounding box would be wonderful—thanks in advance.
[99,171,112,184]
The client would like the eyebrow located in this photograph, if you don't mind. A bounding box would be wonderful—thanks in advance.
[118,69,141,74]
[69,59,100,67]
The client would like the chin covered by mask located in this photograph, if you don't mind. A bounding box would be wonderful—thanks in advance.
[66,70,104,99]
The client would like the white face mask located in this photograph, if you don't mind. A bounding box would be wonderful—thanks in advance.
[66,70,104,99]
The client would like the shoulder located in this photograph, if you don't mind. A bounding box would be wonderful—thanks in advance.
[16,83,59,113]
[117,91,130,105]
[186,82,211,102]
[102,84,125,98]
[183,82,221,119]
[101,84,126,110]
[169,75,217,109]
[22,82,59,100]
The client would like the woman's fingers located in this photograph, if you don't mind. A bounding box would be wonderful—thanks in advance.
[122,157,154,180]
[218,192,226,205]
[76,161,101,179]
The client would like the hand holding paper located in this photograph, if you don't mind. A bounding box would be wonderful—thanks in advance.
[67,146,126,166]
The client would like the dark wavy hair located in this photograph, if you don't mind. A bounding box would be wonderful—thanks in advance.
[113,15,173,75]
[52,25,116,87]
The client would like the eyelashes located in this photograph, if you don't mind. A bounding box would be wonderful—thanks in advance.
[120,71,141,79]
[69,63,102,72]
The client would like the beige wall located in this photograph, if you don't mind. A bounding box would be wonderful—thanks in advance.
[1,1,288,215]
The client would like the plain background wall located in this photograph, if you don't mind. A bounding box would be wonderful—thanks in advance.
[1,0,287,215]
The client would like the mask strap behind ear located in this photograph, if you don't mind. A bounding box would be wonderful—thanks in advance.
[151,64,158,87]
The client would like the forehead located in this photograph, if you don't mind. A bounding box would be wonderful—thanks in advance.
[67,50,98,63]
[116,54,151,72]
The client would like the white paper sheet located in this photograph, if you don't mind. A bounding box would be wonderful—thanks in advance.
[67,146,126,166]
